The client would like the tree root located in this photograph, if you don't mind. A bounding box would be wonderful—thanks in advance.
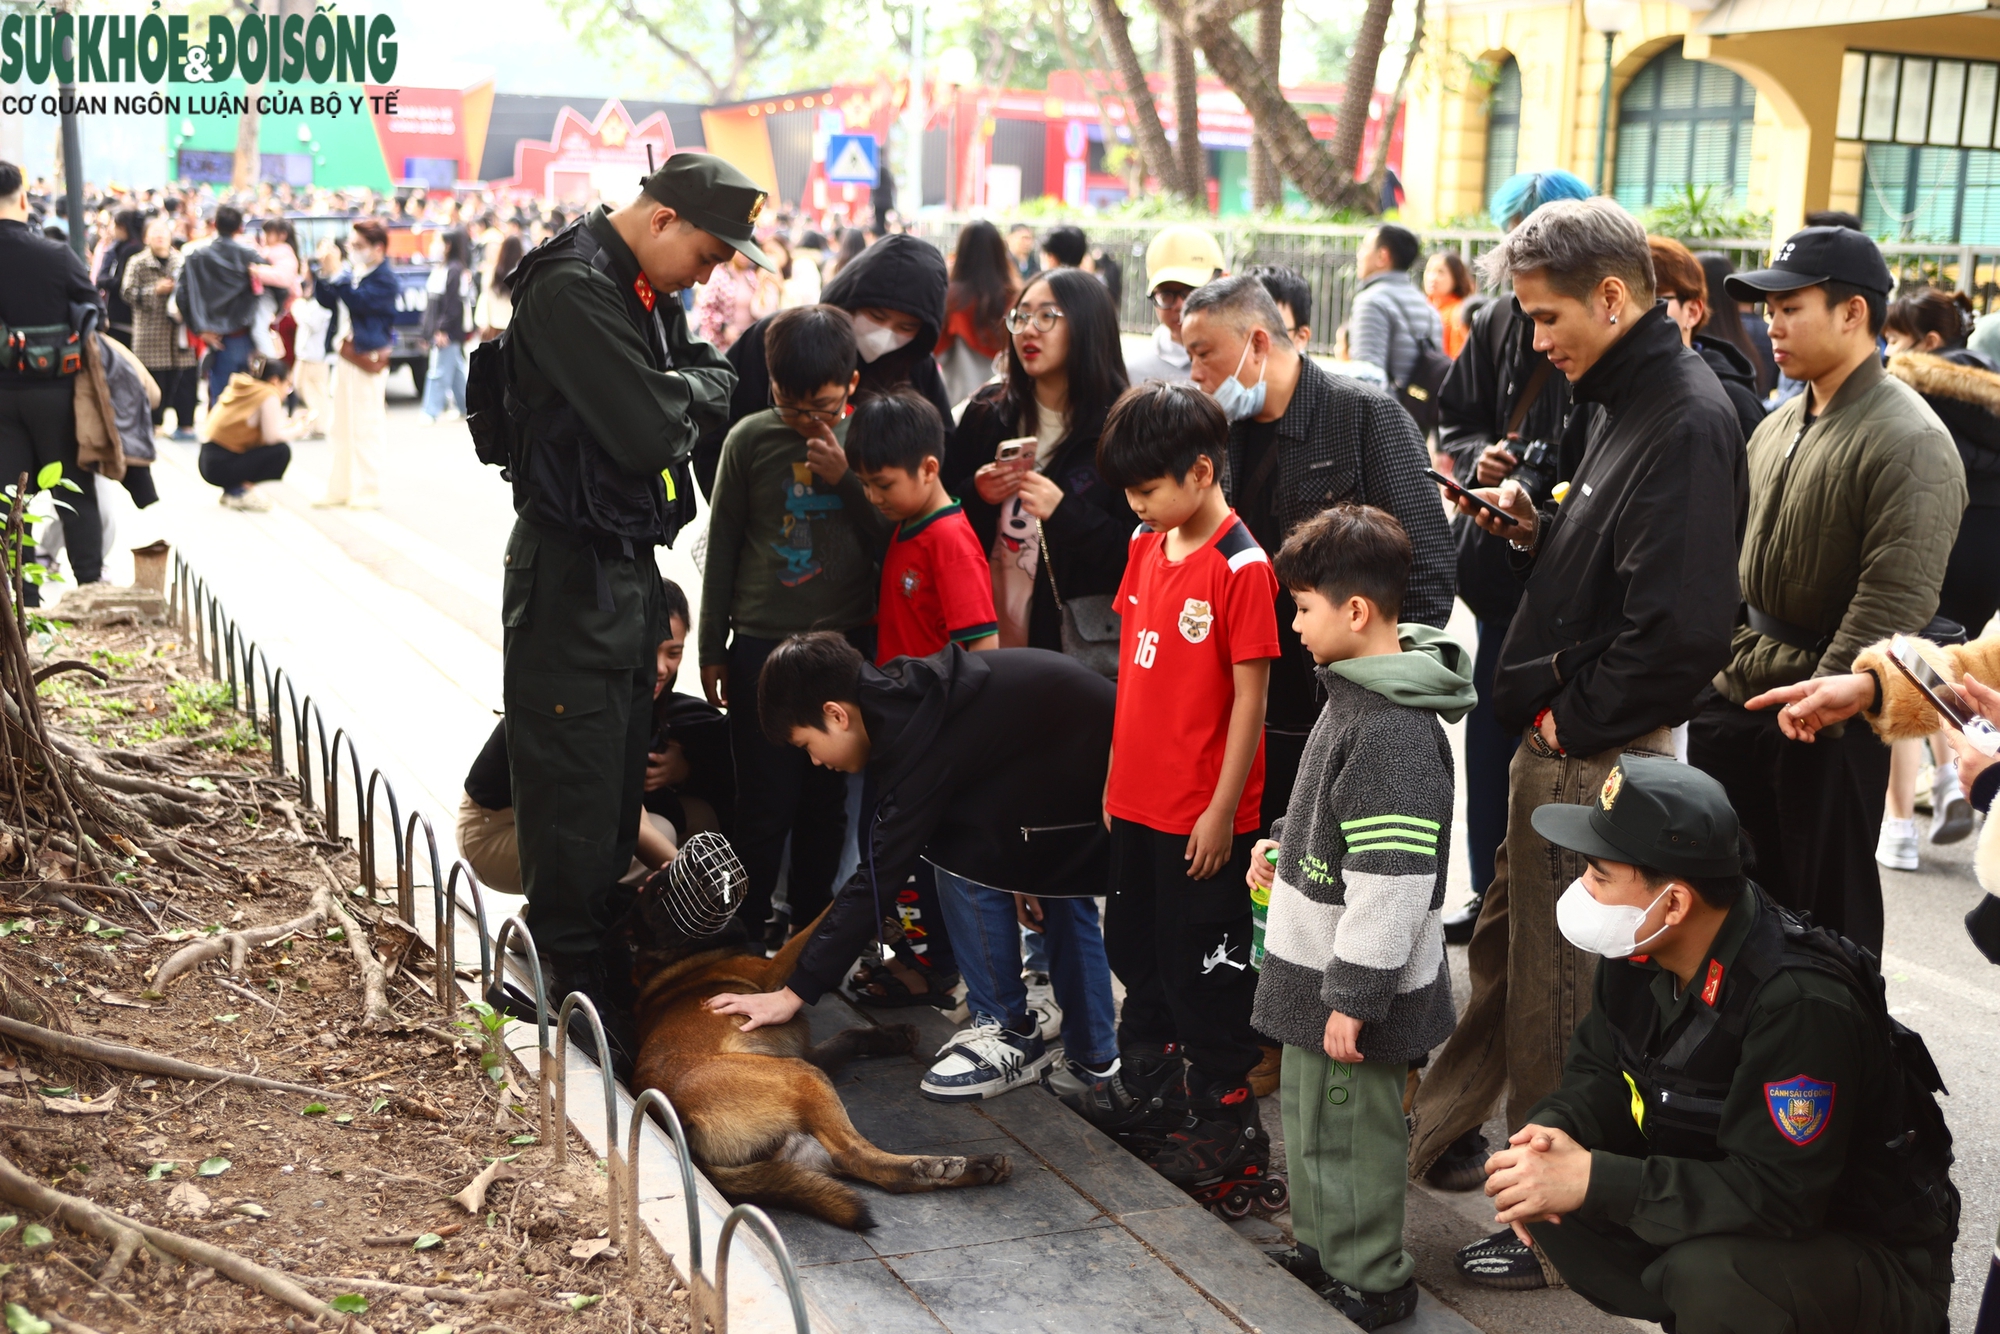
[309,852,400,1031]
[149,904,322,993]
[0,1149,375,1333]
[0,1014,338,1099]
[43,1311,110,1334]
[294,1273,550,1311]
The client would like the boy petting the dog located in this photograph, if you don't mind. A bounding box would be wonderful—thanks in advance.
[846,389,998,662]
[1248,504,1475,1330]
[699,305,887,949]
[1048,381,1280,1207]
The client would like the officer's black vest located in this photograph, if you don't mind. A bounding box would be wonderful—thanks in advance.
[1602,887,1958,1248]
[467,219,695,561]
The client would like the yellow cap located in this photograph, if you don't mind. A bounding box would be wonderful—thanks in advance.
[1145,225,1225,293]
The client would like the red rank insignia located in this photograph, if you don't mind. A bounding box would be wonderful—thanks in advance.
[633,274,656,311]
[1701,958,1724,1007]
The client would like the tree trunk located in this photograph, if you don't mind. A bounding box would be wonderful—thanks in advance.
[1088,0,1190,200]
[1048,0,1133,201]
[1158,0,1207,208]
[1248,0,1284,210]
[231,2,267,193]
[1187,0,1362,211]
[1325,0,1395,194]
[1366,0,1424,196]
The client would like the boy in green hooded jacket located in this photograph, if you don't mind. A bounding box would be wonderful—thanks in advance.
[1248,503,1477,1331]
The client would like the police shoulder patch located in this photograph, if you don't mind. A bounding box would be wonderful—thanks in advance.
[1763,1074,1835,1146]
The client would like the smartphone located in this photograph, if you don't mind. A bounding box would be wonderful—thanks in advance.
[1423,467,1521,529]
[994,437,1036,463]
[1889,635,2000,756]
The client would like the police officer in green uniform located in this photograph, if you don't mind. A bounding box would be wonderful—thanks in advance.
[1473,756,1956,1334]
[496,155,771,1064]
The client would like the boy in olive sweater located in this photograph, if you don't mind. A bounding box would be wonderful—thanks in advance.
[1248,504,1475,1331]
[699,305,887,942]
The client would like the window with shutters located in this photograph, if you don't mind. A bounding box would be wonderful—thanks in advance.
[1484,58,1521,208]
[1839,51,2000,242]
[1612,42,1757,210]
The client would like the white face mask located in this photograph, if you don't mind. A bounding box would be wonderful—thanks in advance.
[851,312,915,363]
[1210,337,1268,422]
[1556,877,1671,959]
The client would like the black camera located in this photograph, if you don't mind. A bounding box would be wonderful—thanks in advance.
[1511,439,1559,503]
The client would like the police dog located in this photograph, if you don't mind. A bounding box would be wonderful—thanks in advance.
[622,888,1011,1228]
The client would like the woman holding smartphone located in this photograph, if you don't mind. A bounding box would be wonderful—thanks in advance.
[947,267,1132,650]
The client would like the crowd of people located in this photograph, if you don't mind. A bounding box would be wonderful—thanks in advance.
[9,152,2000,1333]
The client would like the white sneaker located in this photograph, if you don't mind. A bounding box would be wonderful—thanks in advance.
[1930,761,1975,845]
[1023,971,1062,1042]
[220,489,271,512]
[1876,818,1919,871]
[919,1017,1056,1102]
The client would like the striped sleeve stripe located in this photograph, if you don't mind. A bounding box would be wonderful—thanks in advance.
[1343,812,1440,857]
[949,621,999,644]
[1226,545,1270,572]
[1341,815,1443,831]
[1344,839,1439,856]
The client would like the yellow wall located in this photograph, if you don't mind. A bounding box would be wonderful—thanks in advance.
[1401,2,2000,239]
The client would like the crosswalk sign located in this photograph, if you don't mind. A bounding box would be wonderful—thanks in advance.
[825,134,880,186]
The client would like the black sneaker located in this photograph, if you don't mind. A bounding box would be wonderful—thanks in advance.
[1442,894,1484,945]
[1318,1277,1420,1331]
[490,948,637,1084]
[1455,1228,1547,1289]
[1423,1126,1488,1191]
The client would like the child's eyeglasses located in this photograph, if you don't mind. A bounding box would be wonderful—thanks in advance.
[1004,308,1066,334]
[771,392,847,425]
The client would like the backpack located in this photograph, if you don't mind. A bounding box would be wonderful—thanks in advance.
[1394,332,1454,439]
[464,334,518,471]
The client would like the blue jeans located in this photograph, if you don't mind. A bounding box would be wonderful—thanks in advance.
[932,867,1116,1068]
[205,331,252,406]
[423,340,468,419]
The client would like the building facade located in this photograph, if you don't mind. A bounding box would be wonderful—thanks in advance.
[1400,0,2000,243]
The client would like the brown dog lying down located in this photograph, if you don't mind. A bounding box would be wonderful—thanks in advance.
[623,889,1012,1229]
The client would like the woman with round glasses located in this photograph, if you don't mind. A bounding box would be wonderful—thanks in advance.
[946,268,1132,654]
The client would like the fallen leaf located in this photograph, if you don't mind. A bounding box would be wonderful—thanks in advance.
[420,1325,455,1334]
[145,1163,173,1182]
[196,1157,230,1177]
[449,1160,516,1215]
[567,1295,602,1312]
[0,1217,13,1233]
[17,1226,50,1250]
[3,1303,50,1334]
[567,1238,612,1262]
[328,1293,368,1314]
[507,1134,537,1146]
[332,1114,353,1124]
[38,1086,71,1098]
[42,1088,116,1115]
[412,1232,443,1251]
[299,1103,329,1116]
[212,1014,239,1025]
[166,1182,211,1218]
[231,1202,269,1218]
[82,986,151,1010]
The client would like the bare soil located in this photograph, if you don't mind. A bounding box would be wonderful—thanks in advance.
[0,596,691,1334]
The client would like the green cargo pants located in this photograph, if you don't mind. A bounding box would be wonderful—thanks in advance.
[1280,1045,1414,1294]
[1531,1212,1947,1334]
[501,520,660,957]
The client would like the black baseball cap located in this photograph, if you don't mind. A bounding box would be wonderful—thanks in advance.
[1530,755,1742,879]
[1724,226,1892,301]
[638,152,778,272]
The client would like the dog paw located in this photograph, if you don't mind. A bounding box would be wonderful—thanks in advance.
[883,1023,918,1054]
[961,1153,1011,1185]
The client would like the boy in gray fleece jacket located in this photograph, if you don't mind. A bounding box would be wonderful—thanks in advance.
[1248,504,1475,1330]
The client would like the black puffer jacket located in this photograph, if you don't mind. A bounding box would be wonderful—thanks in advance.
[1494,304,1749,756]
[693,234,951,495]
[945,382,1131,652]
[1694,333,1768,445]
[1888,349,2000,508]
[789,646,1115,1002]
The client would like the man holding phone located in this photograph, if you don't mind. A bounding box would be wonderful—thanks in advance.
[1415,199,1747,1291]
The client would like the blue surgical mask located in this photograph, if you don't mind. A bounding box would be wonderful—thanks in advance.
[1210,338,1268,422]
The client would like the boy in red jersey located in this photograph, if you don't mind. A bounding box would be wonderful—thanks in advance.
[1048,380,1282,1215]
[849,389,999,663]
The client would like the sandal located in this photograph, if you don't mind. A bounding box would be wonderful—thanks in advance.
[846,958,961,1009]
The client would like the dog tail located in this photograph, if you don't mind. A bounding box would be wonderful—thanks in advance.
[704,1160,875,1230]
[757,900,837,992]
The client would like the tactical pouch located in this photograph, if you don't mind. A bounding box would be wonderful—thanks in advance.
[2,323,81,377]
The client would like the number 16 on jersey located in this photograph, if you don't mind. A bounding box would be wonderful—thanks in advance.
[1133,629,1160,670]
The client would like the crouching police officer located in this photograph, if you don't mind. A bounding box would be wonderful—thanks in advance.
[492,154,771,1068]
[1476,756,1957,1334]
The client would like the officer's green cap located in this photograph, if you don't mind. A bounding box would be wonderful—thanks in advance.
[1530,755,1742,879]
[639,152,778,272]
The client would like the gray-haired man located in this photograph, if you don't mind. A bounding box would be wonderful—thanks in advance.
[1414,198,1748,1290]
[1179,275,1455,832]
